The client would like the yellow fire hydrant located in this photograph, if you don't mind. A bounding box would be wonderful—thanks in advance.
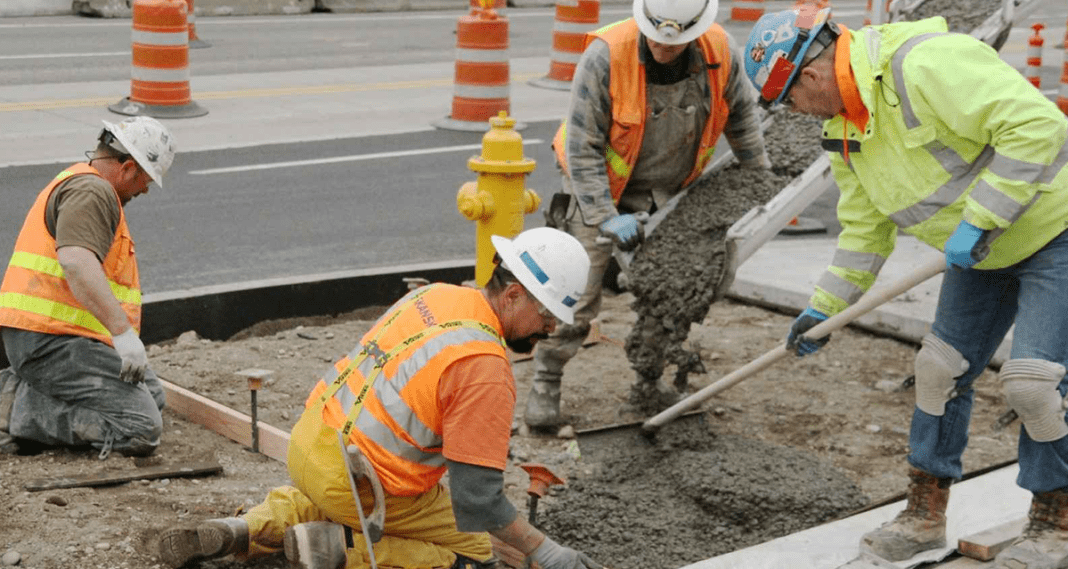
[457,111,540,286]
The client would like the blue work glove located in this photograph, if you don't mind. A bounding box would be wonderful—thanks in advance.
[598,214,644,252]
[944,220,988,270]
[786,307,830,357]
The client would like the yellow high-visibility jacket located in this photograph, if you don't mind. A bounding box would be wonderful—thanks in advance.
[812,17,1068,316]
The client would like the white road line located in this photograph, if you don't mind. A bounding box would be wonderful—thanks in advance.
[189,139,545,175]
[0,51,128,60]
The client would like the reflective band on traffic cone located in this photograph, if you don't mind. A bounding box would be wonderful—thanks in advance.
[1058,17,1068,115]
[433,8,520,132]
[730,0,764,21]
[529,0,600,91]
[186,0,210,49]
[1025,23,1045,88]
[110,0,207,118]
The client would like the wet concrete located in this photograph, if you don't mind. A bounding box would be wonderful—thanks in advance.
[908,0,1001,34]
[624,111,825,406]
[542,419,869,569]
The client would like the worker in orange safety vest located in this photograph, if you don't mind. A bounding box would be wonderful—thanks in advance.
[0,116,177,459]
[530,0,772,429]
[158,227,604,569]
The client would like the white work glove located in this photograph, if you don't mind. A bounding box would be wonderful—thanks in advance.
[112,328,147,384]
[530,537,602,569]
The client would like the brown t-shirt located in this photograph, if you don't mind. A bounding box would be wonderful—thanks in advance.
[44,174,121,262]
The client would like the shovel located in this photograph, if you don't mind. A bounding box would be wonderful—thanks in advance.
[575,255,945,461]
[643,254,946,434]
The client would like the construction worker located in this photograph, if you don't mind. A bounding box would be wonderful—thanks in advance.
[0,117,176,459]
[530,0,771,428]
[158,227,602,569]
[743,6,1068,567]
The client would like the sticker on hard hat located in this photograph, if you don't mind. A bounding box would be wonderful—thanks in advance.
[520,252,550,284]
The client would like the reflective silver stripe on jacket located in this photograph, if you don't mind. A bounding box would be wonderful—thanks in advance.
[830,248,887,274]
[1039,138,1068,185]
[893,32,948,130]
[333,326,503,465]
[816,271,866,305]
[887,145,995,228]
[969,180,1026,222]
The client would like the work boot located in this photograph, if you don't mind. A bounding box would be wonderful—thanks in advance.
[284,521,348,569]
[524,378,562,428]
[993,488,1068,569]
[0,368,18,454]
[158,517,249,568]
[860,467,951,561]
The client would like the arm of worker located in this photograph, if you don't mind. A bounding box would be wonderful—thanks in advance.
[564,39,619,227]
[51,182,145,383]
[807,156,897,318]
[902,35,1068,233]
[721,34,771,170]
[57,246,146,383]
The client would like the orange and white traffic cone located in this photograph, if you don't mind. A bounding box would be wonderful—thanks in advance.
[529,0,600,91]
[1025,23,1045,89]
[730,0,764,21]
[1058,16,1068,115]
[110,0,207,118]
[864,0,889,25]
[433,6,518,131]
[471,0,506,12]
[186,0,210,49]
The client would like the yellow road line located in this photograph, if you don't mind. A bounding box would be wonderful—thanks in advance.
[0,72,543,113]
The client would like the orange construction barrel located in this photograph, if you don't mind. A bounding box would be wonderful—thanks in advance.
[186,0,210,49]
[109,0,207,119]
[529,0,600,91]
[433,8,520,131]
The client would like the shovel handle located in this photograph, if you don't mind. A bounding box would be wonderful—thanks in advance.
[642,254,946,432]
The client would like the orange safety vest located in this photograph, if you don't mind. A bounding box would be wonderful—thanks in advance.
[300,283,508,497]
[552,19,732,203]
[0,163,141,346]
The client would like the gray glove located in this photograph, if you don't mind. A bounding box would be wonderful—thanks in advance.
[530,537,601,569]
[112,328,147,384]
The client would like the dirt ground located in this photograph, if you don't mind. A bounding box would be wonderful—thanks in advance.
[0,290,1020,569]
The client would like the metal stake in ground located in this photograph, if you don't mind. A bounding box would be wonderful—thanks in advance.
[236,368,272,453]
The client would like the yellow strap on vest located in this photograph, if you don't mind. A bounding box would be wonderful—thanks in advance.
[0,291,110,336]
[7,251,142,305]
[313,286,505,437]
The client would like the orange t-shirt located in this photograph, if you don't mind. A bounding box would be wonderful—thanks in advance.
[438,353,516,471]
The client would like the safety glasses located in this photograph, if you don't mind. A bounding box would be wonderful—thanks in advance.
[642,0,709,35]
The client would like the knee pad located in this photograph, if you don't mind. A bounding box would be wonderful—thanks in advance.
[914,334,969,416]
[1000,358,1068,442]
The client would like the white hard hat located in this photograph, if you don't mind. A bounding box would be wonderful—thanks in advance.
[491,227,590,325]
[634,0,720,45]
[100,116,176,189]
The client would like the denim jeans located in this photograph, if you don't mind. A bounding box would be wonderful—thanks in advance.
[2,327,165,457]
[908,228,1068,493]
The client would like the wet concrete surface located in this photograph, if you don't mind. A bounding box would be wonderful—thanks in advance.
[624,111,825,407]
[541,418,869,569]
[909,0,1001,33]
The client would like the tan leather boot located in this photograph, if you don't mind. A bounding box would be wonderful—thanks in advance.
[994,488,1068,569]
[158,517,249,568]
[861,467,951,561]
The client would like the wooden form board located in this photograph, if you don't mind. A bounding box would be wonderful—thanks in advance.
[160,379,291,463]
[957,517,1027,561]
[25,461,222,492]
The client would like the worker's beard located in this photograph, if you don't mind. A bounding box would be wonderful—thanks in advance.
[507,333,549,355]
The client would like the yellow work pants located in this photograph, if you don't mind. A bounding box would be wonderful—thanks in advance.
[239,409,492,568]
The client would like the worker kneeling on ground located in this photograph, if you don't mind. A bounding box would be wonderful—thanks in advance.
[158,227,602,569]
[530,0,772,429]
[743,6,1068,568]
[0,117,176,459]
